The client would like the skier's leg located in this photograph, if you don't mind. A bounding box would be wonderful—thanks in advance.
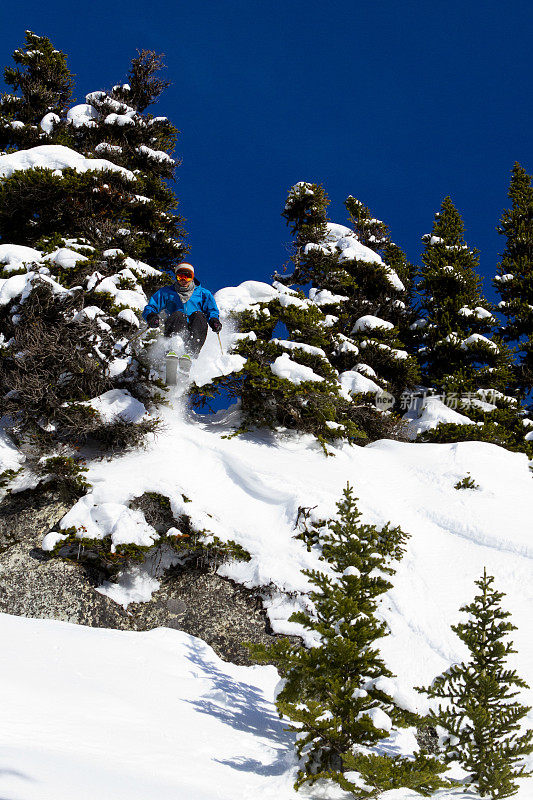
[186,311,208,357]
[164,310,187,338]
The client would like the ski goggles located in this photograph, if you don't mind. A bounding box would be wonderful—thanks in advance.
[175,270,194,283]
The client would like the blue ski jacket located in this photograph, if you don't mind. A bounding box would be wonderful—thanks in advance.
[142,280,220,323]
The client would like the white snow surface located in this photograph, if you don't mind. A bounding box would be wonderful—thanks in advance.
[0,421,24,490]
[0,243,43,272]
[0,271,68,307]
[271,352,324,384]
[1,264,532,799]
[0,614,301,800]
[84,389,148,424]
[67,103,99,128]
[353,314,395,332]
[404,397,476,438]
[461,333,499,352]
[2,396,531,798]
[340,369,382,395]
[39,112,60,133]
[325,222,383,265]
[0,145,135,181]
[215,279,279,314]
[272,338,327,357]
[46,247,88,269]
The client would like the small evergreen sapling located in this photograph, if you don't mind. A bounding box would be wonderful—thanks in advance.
[454,473,479,490]
[250,485,448,797]
[417,569,533,798]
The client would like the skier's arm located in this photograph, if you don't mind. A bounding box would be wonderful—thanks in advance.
[202,289,220,323]
[142,288,167,321]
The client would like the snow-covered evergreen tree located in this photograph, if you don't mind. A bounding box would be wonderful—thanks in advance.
[193,182,412,454]
[59,49,185,268]
[417,196,511,395]
[193,182,429,450]
[278,184,420,402]
[0,36,184,468]
[198,182,413,450]
[418,570,533,799]
[0,31,74,151]
[0,38,185,269]
[250,484,448,796]
[493,163,533,394]
[414,197,531,456]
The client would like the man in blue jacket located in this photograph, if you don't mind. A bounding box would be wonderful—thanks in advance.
[142,262,222,372]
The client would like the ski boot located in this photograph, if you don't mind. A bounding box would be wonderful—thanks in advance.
[165,349,180,385]
[177,354,193,376]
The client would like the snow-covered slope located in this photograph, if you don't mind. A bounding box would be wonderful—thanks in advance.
[0,614,294,800]
[1,285,532,799]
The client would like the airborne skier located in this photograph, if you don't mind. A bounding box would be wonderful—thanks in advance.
[142,263,222,379]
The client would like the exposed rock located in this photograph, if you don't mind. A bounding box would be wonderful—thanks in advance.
[416,725,440,754]
[0,484,297,665]
[0,481,72,553]
[125,566,284,665]
[0,545,133,628]
[0,483,132,629]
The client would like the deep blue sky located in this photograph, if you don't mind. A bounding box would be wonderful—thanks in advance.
[1,0,531,302]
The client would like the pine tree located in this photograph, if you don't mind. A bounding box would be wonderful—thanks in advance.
[417,569,533,799]
[415,197,531,456]
[0,41,185,268]
[417,197,511,395]
[278,186,420,401]
[345,195,390,252]
[59,49,185,267]
[493,163,533,393]
[250,485,449,797]
[337,196,420,399]
[0,31,74,151]
[0,36,183,456]
[199,183,423,449]
[192,182,408,451]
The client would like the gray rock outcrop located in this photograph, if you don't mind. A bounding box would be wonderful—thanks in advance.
[0,484,289,665]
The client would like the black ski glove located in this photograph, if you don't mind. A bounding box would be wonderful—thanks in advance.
[209,318,222,333]
[146,313,160,328]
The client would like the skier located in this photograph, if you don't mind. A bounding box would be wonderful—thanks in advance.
[142,262,222,375]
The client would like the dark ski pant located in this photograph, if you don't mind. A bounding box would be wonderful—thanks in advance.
[164,310,208,357]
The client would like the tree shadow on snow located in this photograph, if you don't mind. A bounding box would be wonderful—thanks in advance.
[0,767,37,800]
[183,639,295,776]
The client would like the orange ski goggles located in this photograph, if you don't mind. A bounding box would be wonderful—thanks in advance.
[175,269,194,283]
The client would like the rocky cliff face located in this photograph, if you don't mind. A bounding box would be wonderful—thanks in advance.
[0,484,283,665]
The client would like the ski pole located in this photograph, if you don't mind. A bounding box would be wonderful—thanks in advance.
[217,333,224,356]
[118,324,148,352]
